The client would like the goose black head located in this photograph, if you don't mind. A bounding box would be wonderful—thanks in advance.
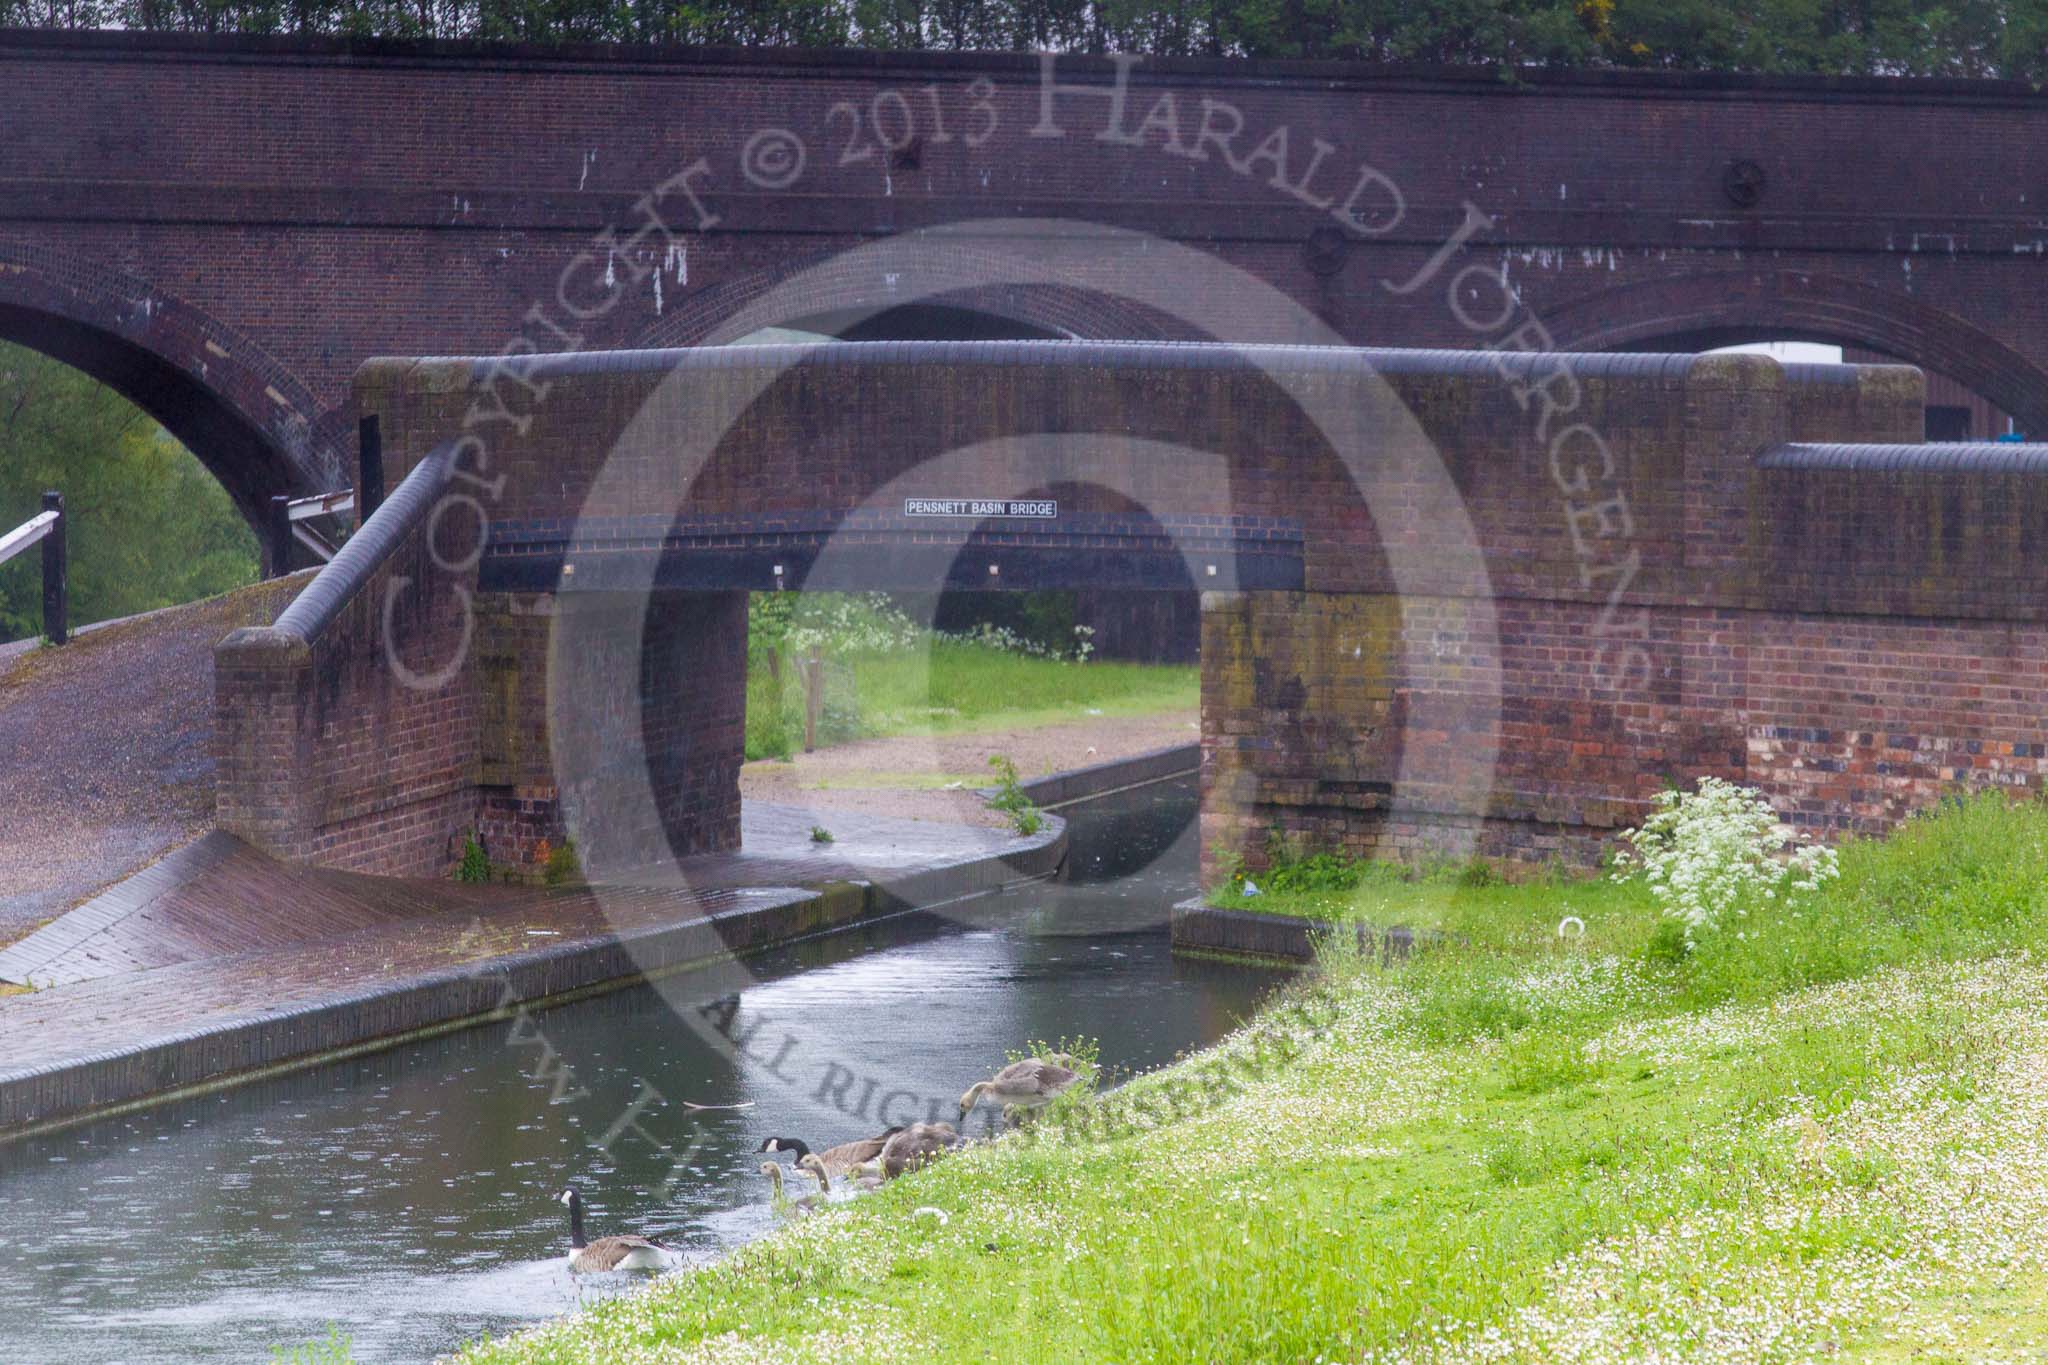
[755,1137,811,1158]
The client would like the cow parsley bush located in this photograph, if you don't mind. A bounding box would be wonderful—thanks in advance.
[1612,776,1838,944]
[782,592,925,657]
[937,620,1096,662]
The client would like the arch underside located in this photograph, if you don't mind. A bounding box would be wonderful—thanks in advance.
[1540,268,2048,435]
[644,253,2048,439]
[634,256,1197,350]
[0,250,340,530]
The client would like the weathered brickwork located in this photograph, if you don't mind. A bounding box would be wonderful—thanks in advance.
[534,589,748,876]
[11,27,2048,531]
[218,569,747,878]
[473,593,562,872]
[468,587,748,878]
[214,456,482,876]
[218,341,2048,883]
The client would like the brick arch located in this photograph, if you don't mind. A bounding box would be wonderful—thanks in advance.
[0,246,340,527]
[631,250,1198,349]
[1538,269,2048,436]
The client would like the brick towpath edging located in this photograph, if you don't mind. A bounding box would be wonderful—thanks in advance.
[0,811,1065,1142]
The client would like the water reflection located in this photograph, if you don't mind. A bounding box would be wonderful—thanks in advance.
[0,776,1286,1362]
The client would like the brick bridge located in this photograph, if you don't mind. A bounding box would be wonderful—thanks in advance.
[8,28,2048,533]
[215,341,2048,879]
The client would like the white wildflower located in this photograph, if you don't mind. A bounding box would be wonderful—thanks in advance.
[1611,776,1839,941]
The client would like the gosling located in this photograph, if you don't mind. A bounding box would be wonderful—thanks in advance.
[758,1160,822,1213]
[796,1152,834,1193]
[959,1054,1085,1125]
[878,1122,968,1179]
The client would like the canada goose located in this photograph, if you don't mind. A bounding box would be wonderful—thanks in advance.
[555,1187,673,1273]
[843,1159,887,1191]
[754,1126,903,1178]
[878,1121,968,1178]
[959,1054,1085,1124]
[759,1160,822,1212]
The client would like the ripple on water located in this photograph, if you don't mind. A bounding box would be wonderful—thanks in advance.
[0,777,1286,1362]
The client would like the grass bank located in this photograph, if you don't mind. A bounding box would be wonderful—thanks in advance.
[459,794,2048,1363]
[1203,842,1642,934]
[745,640,1196,761]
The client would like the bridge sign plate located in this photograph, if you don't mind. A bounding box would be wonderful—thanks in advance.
[903,498,1057,519]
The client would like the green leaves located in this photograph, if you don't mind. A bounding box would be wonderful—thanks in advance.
[985,752,1045,834]
[13,0,2045,78]
[0,342,257,644]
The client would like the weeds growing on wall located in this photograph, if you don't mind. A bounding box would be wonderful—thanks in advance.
[455,834,490,884]
[539,837,579,887]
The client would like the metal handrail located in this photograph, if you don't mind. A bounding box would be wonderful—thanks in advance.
[266,487,355,576]
[0,510,56,568]
[2,492,65,644]
[272,443,454,643]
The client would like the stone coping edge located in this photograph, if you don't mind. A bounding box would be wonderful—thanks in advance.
[978,741,1200,810]
[1167,897,1437,964]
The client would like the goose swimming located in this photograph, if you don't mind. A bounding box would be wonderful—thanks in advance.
[755,1126,902,1179]
[555,1187,673,1273]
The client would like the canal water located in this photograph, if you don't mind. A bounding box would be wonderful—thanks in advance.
[0,775,1287,1363]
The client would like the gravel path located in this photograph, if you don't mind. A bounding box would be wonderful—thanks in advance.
[738,709,1201,827]
[0,578,306,947]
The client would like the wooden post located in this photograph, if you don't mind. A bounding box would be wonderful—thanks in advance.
[357,414,384,524]
[803,645,823,753]
[265,494,292,578]
[40,490,65,646]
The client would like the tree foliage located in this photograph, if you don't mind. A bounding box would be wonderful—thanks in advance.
[0,341,257,643]
[4,0,2045,79]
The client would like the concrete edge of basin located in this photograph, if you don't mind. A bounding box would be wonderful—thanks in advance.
[1167,897,1434,965]
[0,818,1068,1144]
[978,741,1200,809]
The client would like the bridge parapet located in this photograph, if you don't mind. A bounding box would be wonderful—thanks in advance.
[363,342,1825,608]
[215,342,2048,881]
[1755,440,2048,619]
[214,443,482,874]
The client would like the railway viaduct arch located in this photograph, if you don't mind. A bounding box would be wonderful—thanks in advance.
[8,27,2048,522]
